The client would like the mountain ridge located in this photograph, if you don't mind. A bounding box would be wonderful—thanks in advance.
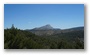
[25,24,84,36]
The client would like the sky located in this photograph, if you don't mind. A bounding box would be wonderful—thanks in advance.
[4,4,84,30]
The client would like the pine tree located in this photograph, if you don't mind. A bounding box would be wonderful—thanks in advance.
[11,24,15,29]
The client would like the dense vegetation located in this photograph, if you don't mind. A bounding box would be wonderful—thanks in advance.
[4,25,84,49]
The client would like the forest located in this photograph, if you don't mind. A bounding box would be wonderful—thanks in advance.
[4,25,84,49]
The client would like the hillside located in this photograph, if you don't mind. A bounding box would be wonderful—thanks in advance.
[4,25,84,49]
[26,25,84,36]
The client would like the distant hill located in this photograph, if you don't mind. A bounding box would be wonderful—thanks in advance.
[26,24,61,36]
[63,26,84,30]
[61,26,84,33]
[25,24,84,36]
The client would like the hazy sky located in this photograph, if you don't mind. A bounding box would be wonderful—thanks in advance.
[4,4,84,29]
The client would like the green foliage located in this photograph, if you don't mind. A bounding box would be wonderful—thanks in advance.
[4,26,84,49]
[74,38,84,49]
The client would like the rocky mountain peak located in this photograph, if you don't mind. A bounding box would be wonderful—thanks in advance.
[33,24,53,30]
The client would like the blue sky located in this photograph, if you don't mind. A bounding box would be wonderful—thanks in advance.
[4,4,84,29]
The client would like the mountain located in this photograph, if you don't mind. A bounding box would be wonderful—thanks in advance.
[32,24,54,30]
[25,24,84,36]
[25,24,61,36]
